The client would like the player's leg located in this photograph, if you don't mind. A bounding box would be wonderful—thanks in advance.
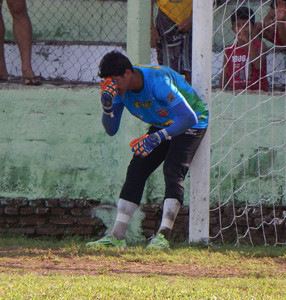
[113,137,170,241]
[147,129,206,249]
[87,127,171,248]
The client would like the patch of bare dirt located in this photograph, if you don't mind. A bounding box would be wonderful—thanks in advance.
[0,249,285,277]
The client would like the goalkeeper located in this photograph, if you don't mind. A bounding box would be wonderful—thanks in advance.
[86,51,209,250]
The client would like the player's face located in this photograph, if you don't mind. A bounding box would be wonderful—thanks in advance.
[110,73,130,95]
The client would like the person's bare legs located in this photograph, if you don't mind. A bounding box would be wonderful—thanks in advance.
[7,0,39,82]
[0,0,8,80]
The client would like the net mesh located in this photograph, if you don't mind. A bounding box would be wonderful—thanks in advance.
[210,0,285,245]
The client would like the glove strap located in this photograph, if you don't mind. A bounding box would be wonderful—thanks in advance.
[103,110,114,118]
[156,129,171,142]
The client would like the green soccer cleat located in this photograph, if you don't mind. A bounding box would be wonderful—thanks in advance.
[147,233,170,249]
[86,234,127,249]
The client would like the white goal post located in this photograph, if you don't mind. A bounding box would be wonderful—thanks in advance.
[189,0,213,244]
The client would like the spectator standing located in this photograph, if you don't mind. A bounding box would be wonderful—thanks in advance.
[0,0,40,85]
[219,6,269,92]
[152,0,193,84]
[258,0,286,46]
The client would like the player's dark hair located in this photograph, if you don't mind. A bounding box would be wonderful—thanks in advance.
[231,6,255,25]
[98,51,134,78]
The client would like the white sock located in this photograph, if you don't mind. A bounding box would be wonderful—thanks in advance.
[158,198,181,239]
[111,198,138,240]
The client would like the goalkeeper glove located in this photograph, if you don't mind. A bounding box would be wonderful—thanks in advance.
[100,78,118,116]
[130,129,170,157]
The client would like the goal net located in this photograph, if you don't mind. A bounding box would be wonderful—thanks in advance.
[210,0,285,245]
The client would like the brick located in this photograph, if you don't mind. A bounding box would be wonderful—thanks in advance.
[45,199,59,207]
[253,217,263,227]
[263,226,274,235]
[18,217,47,226]
[209,216,218,225]
[142,229,156,237]
[35,208,49,215]
[36,226,65,235]
[82,208,93,217]
[59,199,75,208]
[142,219,156,228]
[85,199,100,207]
[51,208,66,215]
[75,200,88,207]
[13,198,28,206]
[7,227,35,235]
[4,216,18,224]
[179,206,189,214]
[28,199,44,207]
[221,217,232,227]
[77,217,100,225]
[0,199,13,205]
[50,217,76,225]
[175,215,188,223]
[4,207,19,215]
[236,215,247,226]
[71,208,82,216]
[20,207,35,215]
[144,212,157,219]
[209,225,220,235]
[65,227,94,235]
[173,222,187,231]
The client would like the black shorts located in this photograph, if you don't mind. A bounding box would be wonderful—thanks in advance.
[155,9,192,74]
[120,126,206,205]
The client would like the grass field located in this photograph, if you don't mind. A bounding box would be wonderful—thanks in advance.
[0,236,285,299]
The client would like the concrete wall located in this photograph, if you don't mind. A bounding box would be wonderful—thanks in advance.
[0,85,285,206]
[0,84,146,201]
[0,84,285,241]
[211,91,285,206]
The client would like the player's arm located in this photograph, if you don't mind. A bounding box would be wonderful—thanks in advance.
[130,101,197,157]
[102,102,124,136]
[130,76,198,157]
[164,100,198,136]
[100,78,124,136]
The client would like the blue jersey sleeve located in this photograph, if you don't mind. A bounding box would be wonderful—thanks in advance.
[165,101,198,136]
[102,101,124,136]
[150,71,198,136]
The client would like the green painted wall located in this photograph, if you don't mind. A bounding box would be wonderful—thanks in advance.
[0,84,146,201]
[0,85,284,206]
[210,91,285,206]
[3,0,127,43]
